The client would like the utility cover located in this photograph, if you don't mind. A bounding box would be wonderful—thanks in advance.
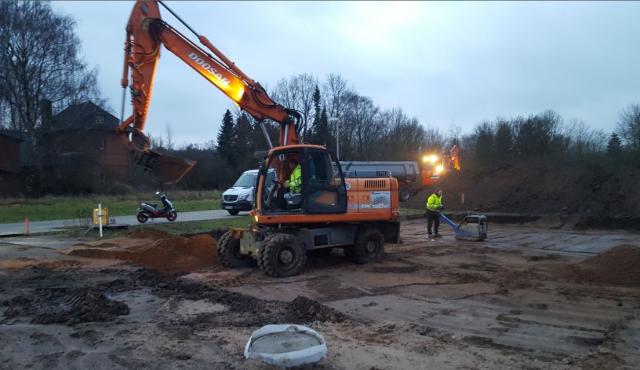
[244,324,327,367]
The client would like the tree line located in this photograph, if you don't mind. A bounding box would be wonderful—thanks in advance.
[464,106,640,168]
[155,73,450,189]
[157,71,639,189]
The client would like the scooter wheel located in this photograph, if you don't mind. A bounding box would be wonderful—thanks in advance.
[166,211,177,222]
[137,213,149,223]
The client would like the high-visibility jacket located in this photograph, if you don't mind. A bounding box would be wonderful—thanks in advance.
[289,164,302,193]
[426,193,443,212]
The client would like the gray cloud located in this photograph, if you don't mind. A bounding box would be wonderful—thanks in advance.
[54,1,640,145]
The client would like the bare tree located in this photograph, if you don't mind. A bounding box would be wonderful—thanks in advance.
[165,124,174,151]
[380,108,426,160]
[322,73,349,120]
[272,73,318,138]
[0,1,103,134]
[617,103,640,150]
[342,92,382,160]
[565,119,605,157]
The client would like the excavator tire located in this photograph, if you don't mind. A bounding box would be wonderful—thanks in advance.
[346,227,385,264]
[257,233,307,277]
[217,231,255,268]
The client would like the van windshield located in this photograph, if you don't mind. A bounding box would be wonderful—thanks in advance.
[233,173,256,188]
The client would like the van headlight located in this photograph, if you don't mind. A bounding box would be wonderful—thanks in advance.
[239,193,249,201]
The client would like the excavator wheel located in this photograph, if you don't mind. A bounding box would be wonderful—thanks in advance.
[257,233,307,277]
[217,231,255,268]
[346,227,385,264]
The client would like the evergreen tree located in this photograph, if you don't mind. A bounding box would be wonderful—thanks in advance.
[233,112,255,168]
[306,85,322,143]
[217,110,235,165]
[317,107,331,147]
[607,132,622,157]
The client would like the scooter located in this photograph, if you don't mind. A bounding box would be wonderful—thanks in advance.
[439,212,488,241]
[136,192,177,223]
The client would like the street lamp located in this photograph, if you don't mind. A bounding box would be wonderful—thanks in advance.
[328,116,340,160]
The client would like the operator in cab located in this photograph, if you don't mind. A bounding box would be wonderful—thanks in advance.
[285,159,302,193]
[426,189,444,237]
[283,158,303,209]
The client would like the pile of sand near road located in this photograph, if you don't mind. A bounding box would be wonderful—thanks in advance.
[563,245,640,287]
[65,229,218,274]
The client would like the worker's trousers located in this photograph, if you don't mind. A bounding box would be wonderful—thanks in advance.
[426,210,440,235]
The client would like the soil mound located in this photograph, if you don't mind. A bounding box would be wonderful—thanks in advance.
[67,233,218,274]
[406,162,640,222]
[127,228,174,240]
[3,287,129,325]
[564,245,640,287]
[286,296,347,323]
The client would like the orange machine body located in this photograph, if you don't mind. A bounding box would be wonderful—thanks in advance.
[252,144,399,225]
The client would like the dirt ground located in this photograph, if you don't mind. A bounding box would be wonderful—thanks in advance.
[1,220,639,369]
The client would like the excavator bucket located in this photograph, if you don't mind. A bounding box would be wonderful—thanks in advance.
[115,131,196,184]
[133,149,196,184]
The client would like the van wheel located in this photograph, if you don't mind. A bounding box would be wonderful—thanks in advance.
[399,186,411,202]
[258,233,306,277]
[217,231,255,268]
[227,209,240,216]
[346,228,384,264]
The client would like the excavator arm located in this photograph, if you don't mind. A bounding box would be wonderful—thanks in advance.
[118,0,301,183]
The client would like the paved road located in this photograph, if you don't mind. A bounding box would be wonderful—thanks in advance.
[0,209,246,236]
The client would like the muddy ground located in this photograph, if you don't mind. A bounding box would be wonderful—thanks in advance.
[1,220,639,369]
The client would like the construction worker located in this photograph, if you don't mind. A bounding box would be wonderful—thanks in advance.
[285,159,302,193]
[426,189,444,237]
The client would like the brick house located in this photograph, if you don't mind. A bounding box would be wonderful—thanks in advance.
[41,101,143,192]
[0,131,23,195]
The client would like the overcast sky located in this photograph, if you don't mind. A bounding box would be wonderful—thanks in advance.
[54,1,640,146]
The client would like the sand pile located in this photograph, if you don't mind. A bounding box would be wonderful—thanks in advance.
[66,232,218,274]
[564,245,640,287]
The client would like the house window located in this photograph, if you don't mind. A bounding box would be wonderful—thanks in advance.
[95,115,104,124]
[99,137,105,151]
[99,172,106,181]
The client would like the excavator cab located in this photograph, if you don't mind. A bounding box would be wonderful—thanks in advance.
[258,145,347,215]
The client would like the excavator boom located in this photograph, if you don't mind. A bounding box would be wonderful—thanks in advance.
[118,0,300,183]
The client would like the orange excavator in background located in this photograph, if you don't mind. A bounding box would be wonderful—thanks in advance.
[419,144,461,188]
[119,0,400,277]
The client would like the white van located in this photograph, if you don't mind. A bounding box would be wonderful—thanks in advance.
[221,169,275,215]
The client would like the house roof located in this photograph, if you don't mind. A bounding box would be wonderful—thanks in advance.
[51,101,119,132]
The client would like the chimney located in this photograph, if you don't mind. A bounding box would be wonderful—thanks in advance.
[40,99,52,128]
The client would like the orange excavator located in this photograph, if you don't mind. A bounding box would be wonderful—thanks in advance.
[119,0,400,276]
